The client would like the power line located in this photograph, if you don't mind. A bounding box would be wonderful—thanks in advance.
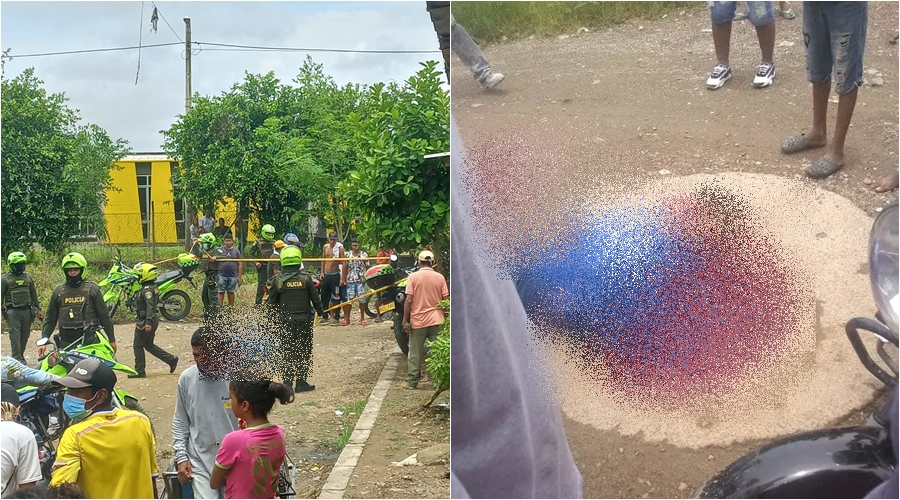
[197,41,441,54]
[7,42,183,59]
[5,40,441,60]
[151,1,183,43]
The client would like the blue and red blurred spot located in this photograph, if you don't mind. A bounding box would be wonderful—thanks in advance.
[507,186,806,409]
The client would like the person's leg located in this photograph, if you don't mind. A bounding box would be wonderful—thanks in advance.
[320,275,336,322]
[340,285,350,325]
[782,3,830,154]
[255,270,266,305]
[451,14,505,88]
[357,285,369,325]
[143,322,179,371]
[873,170,900,193]
[708,2,736,89]
[421,325,442,381]
[406,327,428,388]
[295,319,315,391]
[227,291,235,306]
[748,2,776,64]
[7,309,28,363]
[206,274,219,315]
[131,326,147,376]
[826,2,867,167]
[710,2,737,65]
[217,276,226,306]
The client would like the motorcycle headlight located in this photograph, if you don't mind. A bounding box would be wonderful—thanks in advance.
[869,200,899,334]
[396,292,405,304]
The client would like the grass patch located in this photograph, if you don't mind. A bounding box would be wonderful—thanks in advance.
[452,1,695,45]
[326,398,369,452]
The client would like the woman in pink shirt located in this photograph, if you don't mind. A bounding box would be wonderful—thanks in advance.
[210,380,295,499]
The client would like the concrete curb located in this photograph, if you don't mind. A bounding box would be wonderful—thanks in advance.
[318,347,403,499]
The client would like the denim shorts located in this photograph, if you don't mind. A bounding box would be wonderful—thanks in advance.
[708,1,774,26]
[347,283,367,304]
[218,276,238,293]
[803,1,868,95]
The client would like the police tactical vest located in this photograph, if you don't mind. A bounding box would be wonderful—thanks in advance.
[206,246,224,273]
[57,281,96,331]
[136,284,158,320]
[259,240,274,259]
[5,273,33,308]
[274,270,313,316]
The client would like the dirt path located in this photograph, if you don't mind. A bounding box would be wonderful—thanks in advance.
[3,315,399,498]
[451,3,898,497]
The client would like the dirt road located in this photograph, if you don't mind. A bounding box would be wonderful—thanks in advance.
[451,3,898,497]
[3,315,400,497]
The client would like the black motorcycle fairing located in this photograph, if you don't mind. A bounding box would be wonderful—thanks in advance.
[695,426,895,499]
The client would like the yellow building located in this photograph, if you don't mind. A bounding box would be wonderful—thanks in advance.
[105,153,240,244]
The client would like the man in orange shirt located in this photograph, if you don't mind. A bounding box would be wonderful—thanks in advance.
[401,250,449,389]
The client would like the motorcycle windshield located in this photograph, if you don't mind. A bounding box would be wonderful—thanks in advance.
[68,351,139,375]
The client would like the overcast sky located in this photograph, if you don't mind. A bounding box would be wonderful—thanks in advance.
[1,1,446,151]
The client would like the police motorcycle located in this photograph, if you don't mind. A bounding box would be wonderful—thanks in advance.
[98,248,199,321]
[31,323,156,434]
[694,200,899,498]
[365,254,420,357]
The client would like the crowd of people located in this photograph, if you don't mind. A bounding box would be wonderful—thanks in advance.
[1,214,448,498]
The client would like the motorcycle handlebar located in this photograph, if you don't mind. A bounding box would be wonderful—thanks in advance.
[845,317,899,388]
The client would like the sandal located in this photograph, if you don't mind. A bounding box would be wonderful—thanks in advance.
[779,8,796,20]
[340,320,350,326]
[805,157,844,179]
[781,133,826,154]
[361,320,369,326]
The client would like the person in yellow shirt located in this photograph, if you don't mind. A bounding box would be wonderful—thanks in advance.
[49,358,158,499]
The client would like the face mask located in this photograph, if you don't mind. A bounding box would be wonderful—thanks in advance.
[62,392,98,422]
[202,243,209,250]
[11,264,26,275]
[65,270,83,287]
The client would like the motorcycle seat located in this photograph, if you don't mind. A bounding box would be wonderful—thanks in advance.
[155,270,183,285]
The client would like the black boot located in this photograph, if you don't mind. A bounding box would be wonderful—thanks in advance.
[169,356,179,374]
[295,380,315,392]
[128,372,146,379]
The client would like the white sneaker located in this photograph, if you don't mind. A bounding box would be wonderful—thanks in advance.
[706,64,732,90]
[481,72,505,89]
[753,62,775,88]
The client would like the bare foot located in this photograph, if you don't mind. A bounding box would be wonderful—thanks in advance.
[873,171,899,193]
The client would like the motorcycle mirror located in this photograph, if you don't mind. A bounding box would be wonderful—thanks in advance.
[35,337,50,347]
[390,254,398,262]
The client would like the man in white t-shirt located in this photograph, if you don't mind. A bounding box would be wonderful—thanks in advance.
[1,383,43,497]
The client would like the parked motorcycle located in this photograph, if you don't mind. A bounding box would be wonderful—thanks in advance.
[12,384,63,481]
[694,200,899,499]
[31,324,154,432]
[365,254,419,356]
[98,248,199,321]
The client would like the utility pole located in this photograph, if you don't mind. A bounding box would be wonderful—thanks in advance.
[183,17,193,251]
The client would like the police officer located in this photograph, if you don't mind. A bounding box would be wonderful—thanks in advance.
[267,246,324,393]
[191,232,225,317]
[38,252,116,357]
[129,263,179,378]
[1,252,42,363]
[249,224,277,304]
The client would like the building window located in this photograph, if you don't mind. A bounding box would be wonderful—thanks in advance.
[136,162,152,241]
[171,162,185,241]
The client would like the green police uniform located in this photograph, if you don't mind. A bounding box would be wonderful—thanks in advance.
[132,282,178,376]
[267,265,324,392]
[250,239,275,305]
[41,280,115,349]
[191,240,225,317]
[1,272,41,363]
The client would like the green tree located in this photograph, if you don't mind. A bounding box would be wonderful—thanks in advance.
[1,66,128,254]
[340,61,450,270]
[162,59,364,242]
